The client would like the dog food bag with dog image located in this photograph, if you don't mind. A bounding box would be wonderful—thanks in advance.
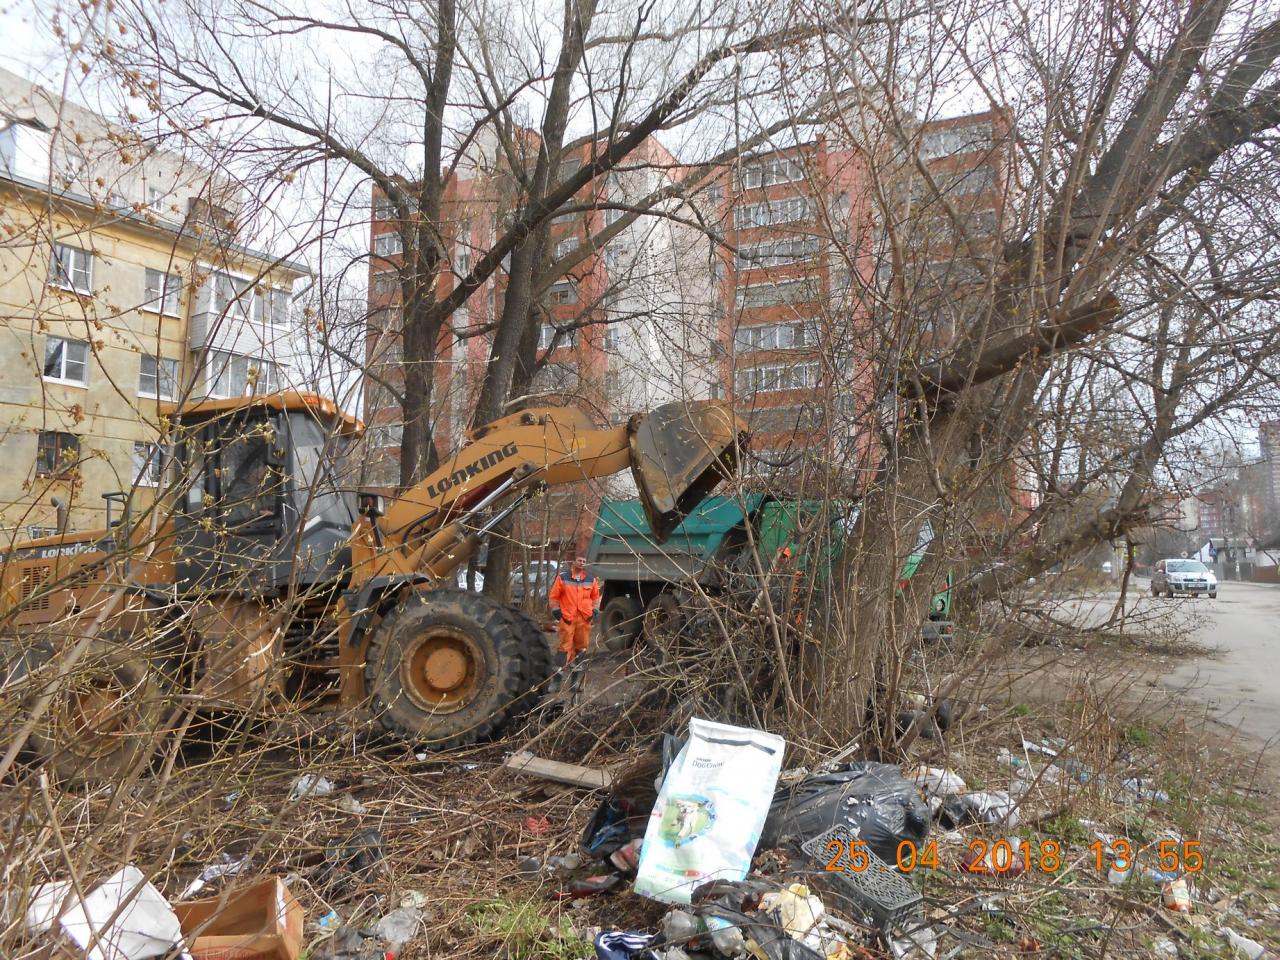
[634,717,785,904]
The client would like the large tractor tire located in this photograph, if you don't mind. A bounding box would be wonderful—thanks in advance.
[600,595,643,651]
[364,589,537,750]
[20,637,177,783]
[495,603,554,714]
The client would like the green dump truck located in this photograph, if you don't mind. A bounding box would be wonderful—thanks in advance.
[587,495,952,649]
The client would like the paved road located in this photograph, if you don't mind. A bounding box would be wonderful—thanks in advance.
[1139,578,1280,747]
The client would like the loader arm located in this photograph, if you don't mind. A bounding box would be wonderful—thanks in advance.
[351,401,747,585]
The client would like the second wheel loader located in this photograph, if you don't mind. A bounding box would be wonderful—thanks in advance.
[0,392,746,780]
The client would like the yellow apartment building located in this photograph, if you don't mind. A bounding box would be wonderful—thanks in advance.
[0,68,307,539]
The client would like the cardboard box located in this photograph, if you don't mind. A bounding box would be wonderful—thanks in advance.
[174,877,303,960]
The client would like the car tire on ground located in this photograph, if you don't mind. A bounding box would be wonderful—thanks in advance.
[1209,591,1217,599]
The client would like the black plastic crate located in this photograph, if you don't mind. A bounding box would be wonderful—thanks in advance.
[799,823,923,929]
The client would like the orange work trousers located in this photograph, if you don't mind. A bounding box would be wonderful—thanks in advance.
[557,617,592,663]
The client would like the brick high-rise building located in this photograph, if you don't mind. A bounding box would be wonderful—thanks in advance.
[365,110,1010,559]
[707,110,1011,489]
[364,133,720,556]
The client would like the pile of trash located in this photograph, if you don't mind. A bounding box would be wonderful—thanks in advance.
[544,719,1267,960]
[20,867,303,960]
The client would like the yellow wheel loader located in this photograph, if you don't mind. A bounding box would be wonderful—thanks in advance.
[0,392,746,779]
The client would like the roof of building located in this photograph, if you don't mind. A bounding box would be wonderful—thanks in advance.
[0,168,310,276]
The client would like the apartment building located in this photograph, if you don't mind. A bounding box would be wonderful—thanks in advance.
[711,111,1010,486]
[365,113,1007,555]
[365,134,720,547]
[0,68,307,538]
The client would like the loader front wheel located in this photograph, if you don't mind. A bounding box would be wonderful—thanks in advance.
[365,589,533,750]
[23,638,176,783]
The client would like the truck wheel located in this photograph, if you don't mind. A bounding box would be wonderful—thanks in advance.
[365,589,533,750]
[21,638,176,783]
[601,596,643,651]
[641,592,688,661]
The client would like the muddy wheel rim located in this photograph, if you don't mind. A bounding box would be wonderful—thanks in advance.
[402,628,484,714]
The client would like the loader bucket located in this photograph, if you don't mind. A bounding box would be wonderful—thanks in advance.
[628,401,749,542]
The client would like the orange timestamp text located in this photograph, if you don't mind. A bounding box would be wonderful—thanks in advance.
[822,838,1204,874]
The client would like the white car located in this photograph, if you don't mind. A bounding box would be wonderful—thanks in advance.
[1151,559,1217,598]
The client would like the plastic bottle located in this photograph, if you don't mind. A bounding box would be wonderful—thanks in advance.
[1162,878,1192,913]
[661,910,703,944]
[705,917,746,957]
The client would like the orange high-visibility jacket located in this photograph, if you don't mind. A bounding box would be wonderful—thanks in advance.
[549,570,601,622]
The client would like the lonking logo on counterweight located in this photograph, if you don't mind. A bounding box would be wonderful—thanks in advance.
[423,442,520,498]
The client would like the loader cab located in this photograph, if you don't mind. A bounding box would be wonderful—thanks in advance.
[168,392,362,595]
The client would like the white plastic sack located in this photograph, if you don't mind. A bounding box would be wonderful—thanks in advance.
[56,865,189,960]
[633,717,785,904]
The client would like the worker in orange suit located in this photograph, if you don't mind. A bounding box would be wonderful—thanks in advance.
[549,556,601,664]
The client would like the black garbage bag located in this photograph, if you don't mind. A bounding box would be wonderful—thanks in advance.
[760,762,930,866]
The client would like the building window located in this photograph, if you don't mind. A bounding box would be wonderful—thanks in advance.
[455,245,471,275]
[604,245,626,273]
[49,243,93,294]
[547,282,578,305]
[211,271,253,320]
[736,156,805,190]
[914,166,996,201]
[206,349,281,398]
[733,196,816,231]
[537,323,577,351]
[552,209,577,225]
[734,278,817,310]
[558,158,581,182]
[370,423,404,448]
[374,197,396,221]
[709,380,725,400]
[734,236,820,269]
[733,322,816,352]
[147,186,166,213]
[734,360,819,395]
[602,325,626,351]
[920,122,993,161]
[143,268,183,316]
[604,205,624,227]
[372,271,399,297]
[132,441,163,487]
[374,232,403,257]
[139,355,178,400]
[36,431,79,477]
[43,337,89,386]
[554,236,580,259]
[264,289,290,326]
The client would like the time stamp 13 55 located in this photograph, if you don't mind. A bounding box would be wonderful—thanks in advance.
[821,837,1205,875]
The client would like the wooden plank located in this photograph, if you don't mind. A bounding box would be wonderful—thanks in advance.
[503,750,613,790]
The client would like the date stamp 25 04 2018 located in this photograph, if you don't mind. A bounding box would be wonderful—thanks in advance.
[822,837,1204,875]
